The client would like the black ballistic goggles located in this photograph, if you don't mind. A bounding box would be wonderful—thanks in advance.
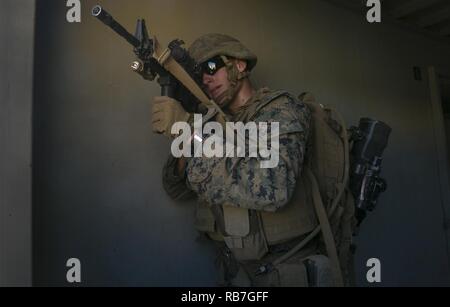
[200,56,227,76]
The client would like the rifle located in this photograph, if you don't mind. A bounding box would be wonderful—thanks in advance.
[91,5,226,118]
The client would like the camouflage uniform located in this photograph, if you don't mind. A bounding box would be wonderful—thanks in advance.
[159,33,344,286]
[185,88,310,212]
[162,87,325,286]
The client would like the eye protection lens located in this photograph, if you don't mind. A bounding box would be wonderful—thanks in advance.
[200,56,226,76]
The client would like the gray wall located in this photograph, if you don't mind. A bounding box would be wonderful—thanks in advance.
[32,0,450,286]
[0,0,35,286]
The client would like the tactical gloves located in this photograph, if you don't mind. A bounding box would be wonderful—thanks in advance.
[151,96,192,139]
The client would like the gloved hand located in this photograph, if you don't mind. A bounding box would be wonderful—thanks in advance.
[151,96,192,138]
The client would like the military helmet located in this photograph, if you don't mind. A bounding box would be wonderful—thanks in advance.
[189,33,257,71]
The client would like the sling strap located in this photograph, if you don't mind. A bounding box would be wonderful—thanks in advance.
[152,39,229,121]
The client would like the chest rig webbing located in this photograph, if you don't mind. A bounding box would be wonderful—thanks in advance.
[194,90,319,260]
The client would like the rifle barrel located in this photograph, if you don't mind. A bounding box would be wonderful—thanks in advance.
[92,5,140,48]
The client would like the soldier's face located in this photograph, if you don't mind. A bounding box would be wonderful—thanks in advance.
[202,66,231,102]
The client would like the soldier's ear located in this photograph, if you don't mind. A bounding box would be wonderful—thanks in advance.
[235,59,247,73]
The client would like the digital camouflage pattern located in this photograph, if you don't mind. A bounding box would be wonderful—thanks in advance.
[161,31,354,286]
[162,88,319,286]
[162,88,311,212]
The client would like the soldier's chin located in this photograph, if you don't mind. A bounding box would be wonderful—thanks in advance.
[214,91,230,107]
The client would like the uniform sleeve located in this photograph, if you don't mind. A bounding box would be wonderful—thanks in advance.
[185,95,311,212]
[162,155,197,201]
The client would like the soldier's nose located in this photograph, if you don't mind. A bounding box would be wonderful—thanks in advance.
[203,73,214,85]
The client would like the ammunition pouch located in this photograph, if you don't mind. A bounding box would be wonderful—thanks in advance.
[221,206,269,261]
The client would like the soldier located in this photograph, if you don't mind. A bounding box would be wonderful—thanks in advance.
[151,33,350,286]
